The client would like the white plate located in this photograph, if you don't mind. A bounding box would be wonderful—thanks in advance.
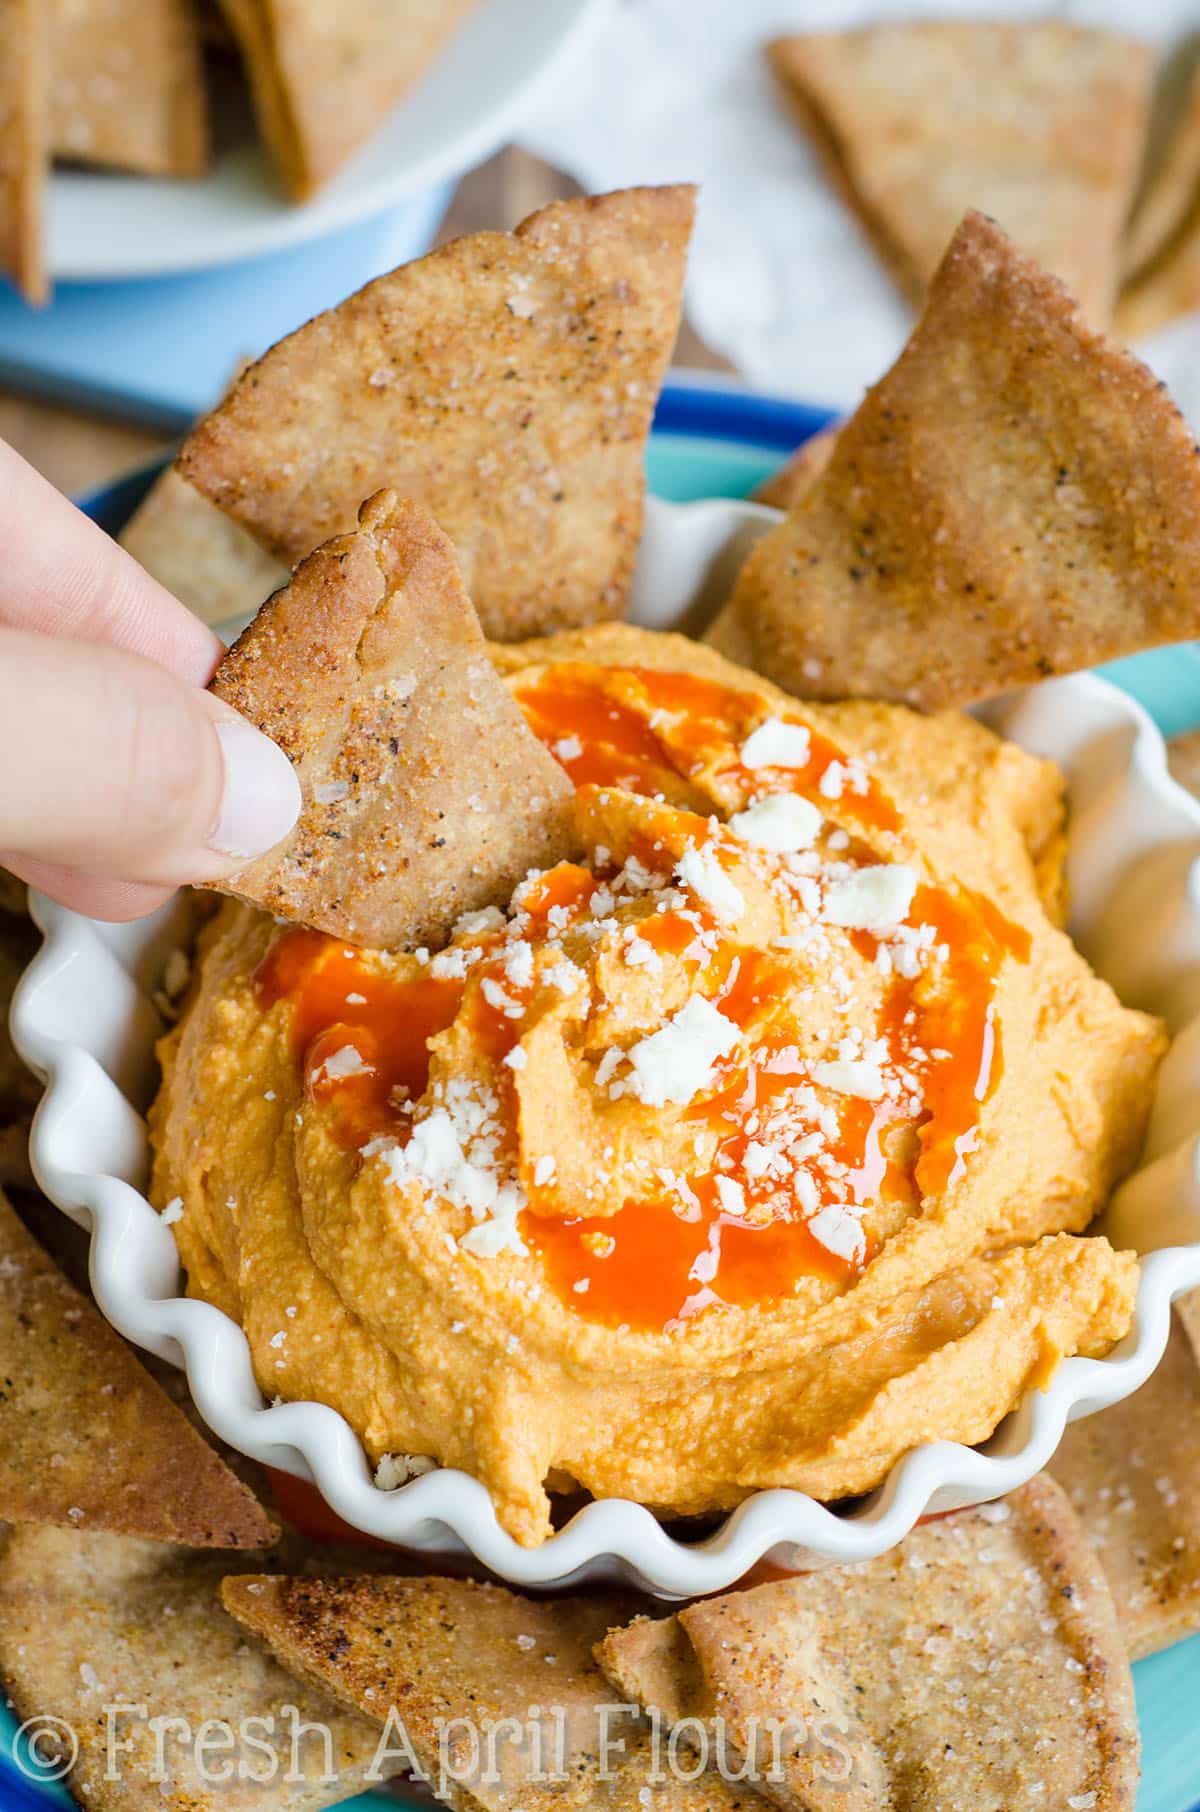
[13,492,1200,1595]
[48,0,604,283]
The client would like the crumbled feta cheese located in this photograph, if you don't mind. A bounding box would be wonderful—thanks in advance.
[627,996,741,1107]
[807,1204,866,1263]
[740,718,812,770]
[160,1195,184,1226]
[553,735,583,762]
[812,1058,886,1100]
[533,1155,557,1188]
[823,864,917,935]
[503,1045,528,1071]
[729,793,823,852]
[311,1043,371,1083]
[714,1175,746,1216]
[676,845,745,922]
[454,905,506,938]
[430,946,469,980]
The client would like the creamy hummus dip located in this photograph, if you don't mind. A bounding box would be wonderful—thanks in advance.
[151,625,1165,1546]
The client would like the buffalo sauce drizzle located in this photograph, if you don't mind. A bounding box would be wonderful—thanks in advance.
[254,663,1030,1334]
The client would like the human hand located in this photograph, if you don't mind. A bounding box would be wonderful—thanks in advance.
[0,442,300,921]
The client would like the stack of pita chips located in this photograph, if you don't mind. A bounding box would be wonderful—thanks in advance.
[0,0,480,303]
[768,17,1200,341]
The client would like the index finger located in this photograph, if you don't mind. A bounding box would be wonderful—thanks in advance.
[0,440,225,684]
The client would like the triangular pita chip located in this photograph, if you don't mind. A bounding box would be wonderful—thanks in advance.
[222,1571,765,1811]
[1117,62,1200,341]
[0,0,45,305]
[0,1188,276,1547]
[50,0,207,177]
[1050,1309,1200,1660]
[768,20,1151,325]
[753,423,839,512]
[206,490,573,948]
[177,185,695,640]
[598,1475,1139,1812]
[1120,53,1200,291]
[120,466,288,629]
[711,211,1200,712]
[0,1525,393,1812]
[219,0,477,200]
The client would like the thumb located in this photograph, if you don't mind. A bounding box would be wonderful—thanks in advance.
[0,626,300,888]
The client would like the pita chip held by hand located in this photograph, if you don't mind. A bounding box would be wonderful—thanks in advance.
[205,491,574,951]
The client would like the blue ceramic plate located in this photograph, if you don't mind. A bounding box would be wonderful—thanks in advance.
[3,382,1199,1812]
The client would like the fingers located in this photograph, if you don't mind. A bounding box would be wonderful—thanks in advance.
[0,854,173,923]
[0,627,300,891]
[0,441,224,683]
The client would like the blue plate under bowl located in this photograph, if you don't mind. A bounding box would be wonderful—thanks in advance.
[3,380,1200,1812]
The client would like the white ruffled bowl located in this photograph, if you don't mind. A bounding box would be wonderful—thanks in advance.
[13,493,1200,1596]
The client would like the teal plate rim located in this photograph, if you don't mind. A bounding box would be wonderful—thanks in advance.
[4,380,1200,1812]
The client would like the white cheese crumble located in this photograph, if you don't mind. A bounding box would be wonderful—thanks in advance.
[161,1195,184,1226]
[807,1204,866,1263]
[823,864,917,935]
[311,1043,371,1083]
[533,1155,557,1187]
[676,845,745,923]
[454,905,506,938]
[553,735,583,762]
[812,1058,886,1101]
[740,718,811,770]
[729,793,823,852]
[627,996,741,1108]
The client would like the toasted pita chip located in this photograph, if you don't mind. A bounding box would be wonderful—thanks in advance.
[219,0,476,200]
[1121,52,1200,288]
[0,0,45,305]
[0,1188,275,1546]
[599,1475,1138,1812]
[206,491,573,949]
[712,211,1200,712]
[177,185,694,641]
[50,0,207,177]
[1050,1311,1200,1660]
[222,1571,764,1811]
[0,1526,391,1812]
[768,21,1150,325]
[120,466,288,629]
[753,424,840,512]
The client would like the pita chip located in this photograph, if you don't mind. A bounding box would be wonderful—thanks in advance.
[768,21,1150,326]
[1050,1310,1200,1660]
[50,0,207,177]
[177,185,694,641]
[219,0,477,200]
[206,491,573,949]
[0,1188,276,1547]
[753,423,839,512]
[0,1526,391,1812]
[712,211,1200,712]
[1118,65,1200,343]
[0,0,45,305]
[120,466,288,629]
[599,1475,1138,1812]
[221,1571,765,1811]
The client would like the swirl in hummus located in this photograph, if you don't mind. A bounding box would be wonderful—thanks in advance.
[150,625,1165,1546]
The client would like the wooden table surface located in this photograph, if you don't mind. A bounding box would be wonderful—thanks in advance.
[0,150,729,501]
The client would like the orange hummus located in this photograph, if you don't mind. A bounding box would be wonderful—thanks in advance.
[150,625,1165,1546]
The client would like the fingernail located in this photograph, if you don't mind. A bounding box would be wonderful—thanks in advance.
[209,719,302,860]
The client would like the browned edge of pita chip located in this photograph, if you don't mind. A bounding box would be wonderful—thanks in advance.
[598,1475,1139,1812]
[118,465,289,628]
[1050,1308,1200,1660]
[712,209,1200,712]
[752,422,840,512]
[50,0,208,178]
[0,1187,277,1547]
[0,0,47,305]
[175,185,695,641]
[205,489,573,948]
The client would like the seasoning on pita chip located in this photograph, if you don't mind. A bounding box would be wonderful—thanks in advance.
[598,1475,1139,1812]
[177,184,695,641]
[205,490,574,949]
[711,211,1200,712]
[753,422,839,512]
[1050,1311,1200,1661]
[120,466,288,630]
[768,20,1151,326]
[222,1571,762,1811]
[0,1188,276,1547]
[0,0,45,305]
[0,1526,392,1812]
[50,0,207,178]
[219,0,477,200]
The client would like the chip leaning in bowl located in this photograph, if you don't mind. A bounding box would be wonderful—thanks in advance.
[150,625,1164,1548]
